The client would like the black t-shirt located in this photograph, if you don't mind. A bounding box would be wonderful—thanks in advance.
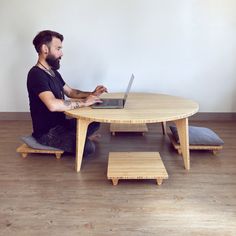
[27,66,66,138]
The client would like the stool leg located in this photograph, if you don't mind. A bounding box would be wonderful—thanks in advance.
[156,178,163,185]
[21,153,28,158]
[212,150,218,155]
[112,178,119,186]
[55,153,61,159]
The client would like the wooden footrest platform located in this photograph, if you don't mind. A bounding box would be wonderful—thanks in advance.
[16,143,64,159]
[110,123,148,136]
[168,133,223,155]
[107,152,168,185]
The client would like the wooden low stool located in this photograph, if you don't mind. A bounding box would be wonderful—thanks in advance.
[17,143,64,159]
[110,123,148,136]
[168,133,223,155]
[16,135,64,159]
[107,152,168,186]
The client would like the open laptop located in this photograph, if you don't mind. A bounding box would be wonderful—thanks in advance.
[91,74,134,109]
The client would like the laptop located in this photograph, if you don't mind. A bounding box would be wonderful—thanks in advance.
[91,74,134,109]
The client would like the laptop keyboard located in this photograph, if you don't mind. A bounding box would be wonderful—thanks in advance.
[101,99,121,106]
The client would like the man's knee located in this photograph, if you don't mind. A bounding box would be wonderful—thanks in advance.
[90,122,100,129]
[87,122,100,137]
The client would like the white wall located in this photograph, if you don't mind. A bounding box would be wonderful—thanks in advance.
[1,0,236,112]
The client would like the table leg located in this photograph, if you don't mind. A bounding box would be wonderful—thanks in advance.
[75,119,91,172]
[161,122,167,135]
[173,118,190,170]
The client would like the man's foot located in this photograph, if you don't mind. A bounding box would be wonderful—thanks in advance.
[84,140,95,157]
[88,133,101,142]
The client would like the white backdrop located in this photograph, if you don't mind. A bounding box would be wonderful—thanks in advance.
[1,0,236,112]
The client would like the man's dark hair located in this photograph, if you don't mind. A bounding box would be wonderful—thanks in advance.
[33,30,64,53]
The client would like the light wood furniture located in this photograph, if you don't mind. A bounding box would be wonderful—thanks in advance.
[161,121,167,135]
[107,152,168,185]
[168,133,223,155]
[2,120,234,235]
[16,143,64,159]
[65,93,199,172]
[110,123,148,136]
[110,122,167,135]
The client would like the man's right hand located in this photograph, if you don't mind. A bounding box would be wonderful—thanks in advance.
[84,95,102,106]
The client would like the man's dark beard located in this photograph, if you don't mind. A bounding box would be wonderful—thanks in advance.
[46,54,61,70]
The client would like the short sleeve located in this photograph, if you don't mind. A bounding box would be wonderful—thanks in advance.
[27,67,51,96]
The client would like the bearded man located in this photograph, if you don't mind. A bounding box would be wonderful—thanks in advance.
[27,30,107,155]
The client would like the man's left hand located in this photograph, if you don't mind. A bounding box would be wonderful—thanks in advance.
[92,85,108,96]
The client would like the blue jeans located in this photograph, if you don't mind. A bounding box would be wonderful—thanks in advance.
[36,119,100,156]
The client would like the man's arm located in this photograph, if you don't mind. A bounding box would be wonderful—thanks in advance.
[63,84,108,99]
[39,91,101,112]
[63,84,91,99]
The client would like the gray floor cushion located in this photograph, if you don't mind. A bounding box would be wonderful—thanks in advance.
[169,126,224,146]
[21,135,63,151]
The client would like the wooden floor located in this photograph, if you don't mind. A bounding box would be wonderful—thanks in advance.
[0,120,235,236]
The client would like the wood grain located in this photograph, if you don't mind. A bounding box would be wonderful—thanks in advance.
[66,93,198,171]
[0,120,235,236]
[168,133,223,155]
[107,152,168,185]
[16,143,64,159]
[65,93,199,123]
[110,123,149,135]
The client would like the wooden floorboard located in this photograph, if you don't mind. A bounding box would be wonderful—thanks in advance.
[0,120,236,236]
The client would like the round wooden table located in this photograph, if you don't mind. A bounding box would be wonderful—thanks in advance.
[65,93,199,172]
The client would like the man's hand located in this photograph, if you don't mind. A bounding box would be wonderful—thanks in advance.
[84,95,102,106]
[69,95,102,109]
[92,85,108,96]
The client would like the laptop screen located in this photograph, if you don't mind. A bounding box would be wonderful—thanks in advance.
[123,74,134,105]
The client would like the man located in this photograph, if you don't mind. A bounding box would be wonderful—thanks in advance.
[27,30,107,155]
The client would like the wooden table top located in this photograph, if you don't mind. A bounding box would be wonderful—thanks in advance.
[65,93,199,123]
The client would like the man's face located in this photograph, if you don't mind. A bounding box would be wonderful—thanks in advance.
[46,37,63,70]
